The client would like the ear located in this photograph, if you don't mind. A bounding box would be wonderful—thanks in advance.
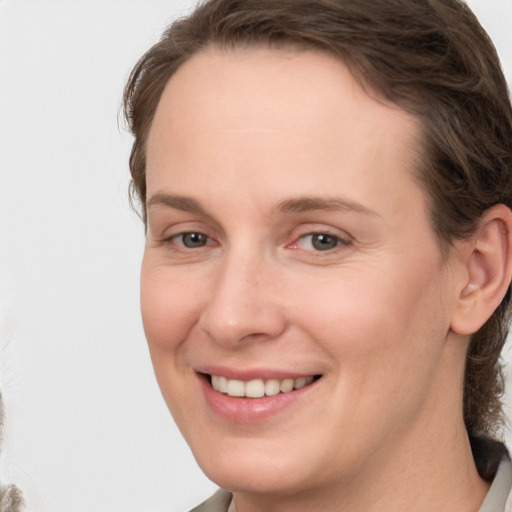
[451,204,512,335]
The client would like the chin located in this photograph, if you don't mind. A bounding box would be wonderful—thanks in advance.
[199,456,308,495]
[187,432,332,496]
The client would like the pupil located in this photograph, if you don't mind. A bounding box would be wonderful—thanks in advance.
[183,233,207,248]
[312,234,338,251]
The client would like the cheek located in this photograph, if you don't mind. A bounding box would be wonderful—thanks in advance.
[140,263,203,425]
[295,261,451,390]
[140,261,203,355]
[286,268,452,458]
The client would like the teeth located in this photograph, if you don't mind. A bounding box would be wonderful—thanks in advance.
[294,377,308,389]
[265,378,281,396]
[280,378,294,393]
[246,379,265,398]
[227,379,245,397]
[218,376,228,393]
[211,375,315,397]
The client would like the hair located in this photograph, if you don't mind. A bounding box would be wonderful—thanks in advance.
[0,393,24,512]
[123,0,512,475]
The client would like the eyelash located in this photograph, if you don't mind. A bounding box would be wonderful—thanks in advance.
[163,230,351,255]
[166,232,216,249]
[292,232,351,253]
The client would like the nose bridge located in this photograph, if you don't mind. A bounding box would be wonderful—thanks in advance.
[199,244,285,346]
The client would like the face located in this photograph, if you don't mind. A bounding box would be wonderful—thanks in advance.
[142,47,463,496]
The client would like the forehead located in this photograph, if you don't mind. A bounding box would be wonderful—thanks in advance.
[149,46,421,144]
[146,46,425,215]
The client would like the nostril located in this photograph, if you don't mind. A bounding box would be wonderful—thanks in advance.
[198,275,287,346]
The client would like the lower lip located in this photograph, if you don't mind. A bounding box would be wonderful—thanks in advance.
[198,375,317,423]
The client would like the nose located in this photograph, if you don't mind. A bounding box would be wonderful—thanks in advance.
[199,252,287,347]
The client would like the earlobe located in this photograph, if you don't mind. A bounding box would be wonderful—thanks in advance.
[451,204,512,336]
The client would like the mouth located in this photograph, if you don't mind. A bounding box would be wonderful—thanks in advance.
[207,374,321,398]
[196,370,323,422]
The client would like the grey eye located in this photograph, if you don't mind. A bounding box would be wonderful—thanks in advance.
[181,232,209,248]
[310,234,339,251]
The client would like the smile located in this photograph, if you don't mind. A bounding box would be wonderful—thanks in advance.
[210,375,316,398]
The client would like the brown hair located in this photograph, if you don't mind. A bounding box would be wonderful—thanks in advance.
[123,0,512,458]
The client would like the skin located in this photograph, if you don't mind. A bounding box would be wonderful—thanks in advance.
[141,47,490,511]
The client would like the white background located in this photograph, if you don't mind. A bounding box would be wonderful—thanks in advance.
[0,1,511,511]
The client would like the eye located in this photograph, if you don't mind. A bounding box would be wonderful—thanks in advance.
[297,233,347,252]
[174,232,210,248]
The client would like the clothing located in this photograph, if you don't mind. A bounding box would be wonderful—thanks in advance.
[189,490,231,512]
[480,454,512,512]
[189,455,512,512]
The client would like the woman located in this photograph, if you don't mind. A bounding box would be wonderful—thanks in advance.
[124,0,512,510]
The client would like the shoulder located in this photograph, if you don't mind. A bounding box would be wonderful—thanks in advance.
[189,490,232,512]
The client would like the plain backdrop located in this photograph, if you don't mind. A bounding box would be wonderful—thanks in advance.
[0,1,511,511]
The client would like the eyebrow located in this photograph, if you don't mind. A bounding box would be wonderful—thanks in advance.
[146,193,378,217]
[147,193,207,215]
[275,196,379,217]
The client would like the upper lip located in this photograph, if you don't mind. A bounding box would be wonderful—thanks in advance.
[195,365,320,381]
